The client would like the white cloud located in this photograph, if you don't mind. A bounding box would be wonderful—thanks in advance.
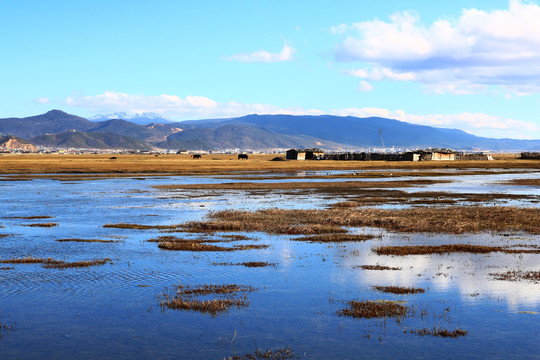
[357,80,374,92]
[64,91,540,139]
[226,44,295,63]
[34,97,50,104]
[334,0,540,94]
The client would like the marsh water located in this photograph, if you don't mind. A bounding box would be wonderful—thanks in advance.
[0,170,539,359]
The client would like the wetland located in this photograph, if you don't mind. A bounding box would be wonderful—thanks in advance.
[0,154,539,359]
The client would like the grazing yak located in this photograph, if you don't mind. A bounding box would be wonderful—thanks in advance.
[192,154,201,159]
[238,154,248,160]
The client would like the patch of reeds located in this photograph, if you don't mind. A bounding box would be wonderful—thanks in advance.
[103,223,182,230]
[155,179,450,192]
[0,266,14,270]
[160,283,255,316]
[0,256,47,264]
[294,234,375,243]
[503,179,540,187]
[214,261,276,268]
[43,258,112,269]
[411,327,467,337]
[158,241,267,252]
[56,238,117,243]
[6,216,52,219]
[0,256,111,268]
[357,265,401,271]
[22,222,58,228]
[374,244,540,256]
[490,270,540,283]
[185,206,540,235]
[338,300,408,319]
[226,346,296,360]
[372,286,425,295]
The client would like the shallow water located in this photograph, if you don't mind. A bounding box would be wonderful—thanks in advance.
[0,172,539,359]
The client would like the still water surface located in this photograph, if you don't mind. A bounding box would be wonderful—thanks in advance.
[0,172,539,359]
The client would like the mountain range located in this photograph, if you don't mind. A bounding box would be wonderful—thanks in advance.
[0,109,539,151]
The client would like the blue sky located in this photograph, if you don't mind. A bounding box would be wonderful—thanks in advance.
[2,0,540,138]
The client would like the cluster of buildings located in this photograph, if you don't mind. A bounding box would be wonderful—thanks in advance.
[285,148,495,161]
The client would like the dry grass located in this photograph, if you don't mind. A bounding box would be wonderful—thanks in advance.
[411,327,467,338]
[0,266,14,270]
[22,222,58,228]
[157,241,267,252]
[293,234,375,243]
[226,347,296,360]
[160,283,255,316]
[147,235,268,252]
[0,153,535,175]
[185,206,540,235]
[490,270,540,283]
[42,258,112,269]
[0,256,111,268]
[155,179,450,191]
[103,223,182,230]
[503,179,540,187]
[56,238,118,243]
[6,215,52,219]
[374,244,540,256]
[338,300,408,319]
[214,261,277,268]
[0,256,48,264]
[372,286,425,295]
[357,265,402,271]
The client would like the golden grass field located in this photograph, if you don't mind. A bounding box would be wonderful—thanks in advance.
[0,153,537,174]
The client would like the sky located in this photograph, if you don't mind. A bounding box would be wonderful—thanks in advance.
[2,0,540,139]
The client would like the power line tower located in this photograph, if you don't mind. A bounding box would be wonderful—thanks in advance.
[379,129,385,149]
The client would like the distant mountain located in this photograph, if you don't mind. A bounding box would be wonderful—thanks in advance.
[2,110,540,151]
[158,124,340,150]
[89,112,172,125]
[30,130,153,150]
[0,110,96,138]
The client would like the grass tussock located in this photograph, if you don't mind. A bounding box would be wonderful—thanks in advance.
[338,300,408,319]
[490,270,540,283]
[411,327,467,338]
[0,256,47,264]
[42,258,111,269]
[22,222,58,228]
[357,265,401,271]
[185,206,540,235]
[155,179,449,191]
[0,256,111,268]
[103,223,181,230]
[374,244,540,256]
[56,238,117,243]
[504,179,540,187]
[372,286,425,295]
[294,234,375,243]
[148,235,267,252]
[160,283,255,316]
[226,346,296,360]
[214,261,277,268]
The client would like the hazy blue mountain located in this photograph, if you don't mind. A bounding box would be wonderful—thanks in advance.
[89,112,172,125]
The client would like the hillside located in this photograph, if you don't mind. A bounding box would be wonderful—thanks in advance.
[0,135,38,151]
[158,124,340,150]
[30,130,153,150]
